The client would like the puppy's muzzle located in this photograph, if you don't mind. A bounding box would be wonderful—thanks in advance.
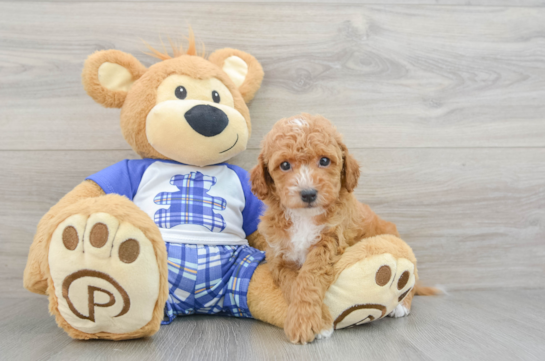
[300,189,318,204]
[184,105,229,137]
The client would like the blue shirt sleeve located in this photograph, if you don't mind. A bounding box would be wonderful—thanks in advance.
[86,159,157,201]
[226,164,264,237]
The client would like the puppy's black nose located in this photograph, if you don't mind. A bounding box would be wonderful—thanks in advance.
[300,189,318,204]
[184,105,229,137]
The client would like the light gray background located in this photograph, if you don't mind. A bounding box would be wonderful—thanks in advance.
[1,1,544,360]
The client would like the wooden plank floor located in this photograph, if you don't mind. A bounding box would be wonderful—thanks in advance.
[1,148,544,296]
[3,0,545,5]
[1,1,544,359]
[1,291,544,361]
[2,3,545,150]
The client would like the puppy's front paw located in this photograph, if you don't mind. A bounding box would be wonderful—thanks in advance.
[284,303,323,344]
[388,303,410,318]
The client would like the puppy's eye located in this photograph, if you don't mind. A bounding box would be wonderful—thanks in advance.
[175,86,187,100]
[319,157,331,167]
[280,161,291,171]
[212,90,221,103]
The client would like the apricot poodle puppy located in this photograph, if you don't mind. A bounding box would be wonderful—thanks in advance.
[250,113,403,344]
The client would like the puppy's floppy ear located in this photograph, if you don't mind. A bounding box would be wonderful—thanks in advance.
[208,48,264,103]
[250,153,274,200]
[82,50,147,108]
[340,141,360,192]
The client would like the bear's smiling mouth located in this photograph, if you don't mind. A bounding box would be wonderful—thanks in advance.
[219,134,239,154]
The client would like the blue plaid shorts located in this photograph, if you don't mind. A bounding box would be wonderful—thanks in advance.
[162,243,266,324]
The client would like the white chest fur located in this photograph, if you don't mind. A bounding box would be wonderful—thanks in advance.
[284,208,325,266]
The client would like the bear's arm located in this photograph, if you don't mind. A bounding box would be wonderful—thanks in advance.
[23,180,104,295]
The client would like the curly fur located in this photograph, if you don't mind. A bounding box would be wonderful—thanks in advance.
[250,113,401,343]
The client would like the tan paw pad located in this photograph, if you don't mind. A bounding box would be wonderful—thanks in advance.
[48,213,160,334]
[324,254,415,330]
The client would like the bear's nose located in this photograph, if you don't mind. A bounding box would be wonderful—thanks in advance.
[184,105,229,137]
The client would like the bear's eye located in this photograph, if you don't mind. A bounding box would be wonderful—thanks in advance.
[175,86,187,100]
[212,90,220,103]
[319,157,331,167]
[280,161,291,171]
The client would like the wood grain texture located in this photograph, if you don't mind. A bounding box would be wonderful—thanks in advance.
[1,291,544,360]
[1,1,544,357]
[2,1,545,6]
[1,3,545,150]
[2,149,544,297]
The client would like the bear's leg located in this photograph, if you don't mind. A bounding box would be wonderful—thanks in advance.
[46,195,169,340]
[323,234,417,331]
[247,234,417,340]
[247,263,287,329]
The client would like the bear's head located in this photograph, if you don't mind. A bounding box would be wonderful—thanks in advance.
[82,38,263,167]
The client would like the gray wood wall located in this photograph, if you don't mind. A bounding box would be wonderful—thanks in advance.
[1,1,544,298]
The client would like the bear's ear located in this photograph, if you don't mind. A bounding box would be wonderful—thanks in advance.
[82,50,147,108]
[208,48,264,103]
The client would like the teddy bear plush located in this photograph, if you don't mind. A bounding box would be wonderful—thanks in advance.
[23,35,420,343]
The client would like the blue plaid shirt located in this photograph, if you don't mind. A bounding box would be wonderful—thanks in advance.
[87,159,263,245]
[154,171,228,232]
